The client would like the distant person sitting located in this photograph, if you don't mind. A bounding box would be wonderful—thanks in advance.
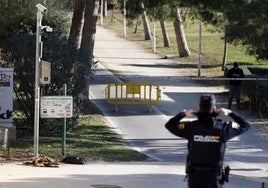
[227,62,245,109]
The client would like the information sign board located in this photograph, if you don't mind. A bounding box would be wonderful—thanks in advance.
[0,68,13,127]
[41,96,73,118]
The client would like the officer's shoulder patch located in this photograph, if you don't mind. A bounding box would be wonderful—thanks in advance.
[231,122,240,129]
[178,122,185,129]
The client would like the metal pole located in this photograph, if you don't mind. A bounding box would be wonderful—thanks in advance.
[198,18,202,77]
[34,10,42,157]
[62,84,67,157]
[7,128,10,159]
[123,0,126,37]
[100,0,103,26]
[152,10,156,53]
[242,178,246,188]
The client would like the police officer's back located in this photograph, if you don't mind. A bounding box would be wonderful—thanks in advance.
[165,94,250,188]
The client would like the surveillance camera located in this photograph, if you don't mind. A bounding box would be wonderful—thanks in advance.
[41,26,53,32]
[46,26,53,32]
[36,3,47,12]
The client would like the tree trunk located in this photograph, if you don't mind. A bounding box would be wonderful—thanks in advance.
[160,20,171,47]
[111,5,115,22]
[80,0,99,61]
[141,3,152,40]
[80,0,99,98]
[222,29,228,71]
[68,0,86,49]
[173,7,191,57]
[103,0,107,17]
[134,16,141,33]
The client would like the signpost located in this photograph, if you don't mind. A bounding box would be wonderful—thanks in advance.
[40,84,73,157]
[40,92,73,157]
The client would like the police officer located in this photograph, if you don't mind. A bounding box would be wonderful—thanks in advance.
[227,62,245,109]
[165,94,250,188]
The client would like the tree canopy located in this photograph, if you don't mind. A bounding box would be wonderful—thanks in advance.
[181,0,268,60]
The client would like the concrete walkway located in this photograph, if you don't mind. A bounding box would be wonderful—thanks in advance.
[2,161,262,188]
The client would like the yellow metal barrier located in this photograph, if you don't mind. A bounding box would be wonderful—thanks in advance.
[105,82,161,112]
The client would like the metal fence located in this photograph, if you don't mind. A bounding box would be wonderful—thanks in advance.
[105,82,161,112]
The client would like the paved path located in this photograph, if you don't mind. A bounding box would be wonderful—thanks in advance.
[2,161,263,188]
[92,26,230,161]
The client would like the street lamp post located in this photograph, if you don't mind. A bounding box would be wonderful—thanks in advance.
[34,4,52,156]
[100,0,104,26]
[198,19,202,77]
[152,9,156,53]
[123,0,126,37]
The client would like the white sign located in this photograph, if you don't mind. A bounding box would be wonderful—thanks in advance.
[0,68,13,127]
[40,96,73,118]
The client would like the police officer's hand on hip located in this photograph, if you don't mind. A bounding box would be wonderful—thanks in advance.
[165,94,250,188]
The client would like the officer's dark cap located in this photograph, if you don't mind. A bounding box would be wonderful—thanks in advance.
[199,94,216,113]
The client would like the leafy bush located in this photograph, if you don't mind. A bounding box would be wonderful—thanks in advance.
[4,31,89,135]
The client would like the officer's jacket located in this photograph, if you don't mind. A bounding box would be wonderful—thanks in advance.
[165,111,250,168]
[227,67,245,86]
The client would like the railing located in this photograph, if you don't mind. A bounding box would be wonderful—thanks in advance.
[105,82,161,112]
[230,174,268,188]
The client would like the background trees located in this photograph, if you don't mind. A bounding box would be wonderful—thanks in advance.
[126,0,191,57]
[121,0,268,60]
[68,0,86,49]
[182,0,268,60]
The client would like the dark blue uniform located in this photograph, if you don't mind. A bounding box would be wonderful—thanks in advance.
[226,62,245,109]
[165,111,250,188]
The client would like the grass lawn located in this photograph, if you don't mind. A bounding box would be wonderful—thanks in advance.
[0,103,149,162]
